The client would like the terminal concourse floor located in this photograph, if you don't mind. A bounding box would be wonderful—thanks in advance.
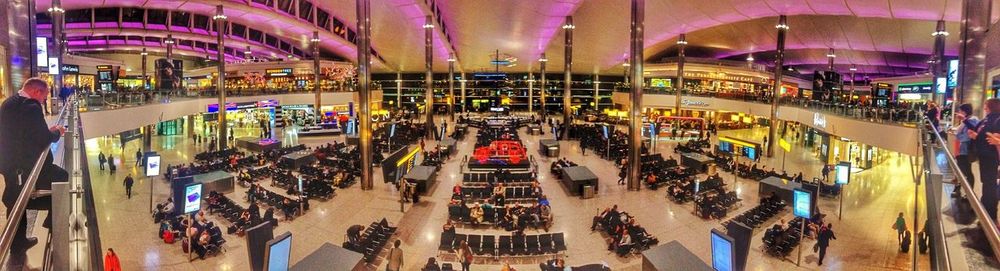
[80,119,931,270]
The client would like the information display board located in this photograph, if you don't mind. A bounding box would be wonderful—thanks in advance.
[265,232,292,271]
[183,183,203,214]
[793,188,812,218]
[835,161,851,185]
[710,229,734,271]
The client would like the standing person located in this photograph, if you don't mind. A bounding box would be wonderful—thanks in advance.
[969,98,1000,220]
[103,248,122,271]
[821,164,830,182]
[926,101,941,138]
[386,240,403,271]
[901,230,912,253]
[893,212,906,244]
[98,151,107,171]
[123,174,134,199]
[815,223,836,266]
[0,78,68,259]
[135,149,144,167]
[108,155,117,174]
[457,240,473,271]
[951,103,979,198]
[617,158,628,185]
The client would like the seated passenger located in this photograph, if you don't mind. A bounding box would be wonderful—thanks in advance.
[469,204,484,225]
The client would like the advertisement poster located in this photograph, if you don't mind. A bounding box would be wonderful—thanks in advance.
[183,183,203,214]
[155,59,183,90]
[145,155,161,177]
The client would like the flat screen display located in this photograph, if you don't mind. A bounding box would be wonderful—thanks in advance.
[793,189,811,218]
[718,141,733,153]
[710,229,734,271]
[835,162,851,185]
[145,155,161,177]
[266,233,292,271]
[183,183,203,214]
[36,37,48,67]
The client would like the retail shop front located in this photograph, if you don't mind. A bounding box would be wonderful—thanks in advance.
[201,99,280,134]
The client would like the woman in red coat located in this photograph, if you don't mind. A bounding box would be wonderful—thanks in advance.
[104,248,122,271]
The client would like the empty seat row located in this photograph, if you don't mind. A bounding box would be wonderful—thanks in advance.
[459,186,538,200]
[463,172,533,184]
[439,232,567,257]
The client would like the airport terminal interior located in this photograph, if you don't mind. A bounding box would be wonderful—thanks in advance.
[3,0,1000,270]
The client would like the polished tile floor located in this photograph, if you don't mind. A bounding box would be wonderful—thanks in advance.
[80,118,931,270]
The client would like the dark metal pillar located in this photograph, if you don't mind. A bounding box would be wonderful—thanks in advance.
[623,62,630,85]
[424,16,435,137]
[528,72,534,114]
[165,34,174,76]
[827,48,835,71]
[312,31,322,118]
[675,34,686,115]
[563,16,574,124]
[51,0,65,96]
[931,20,948,105]
[460,72,466,114]
[849,65,857,102]
[627,0,644,191]
[540,54,548,119]
[448,53,455,121]
[593,74,600,111]
[957,0,991,116]
[768,15,788,158]
[214,5,228,148]
[141,48,148,90]
[356,0,373,189]
[2,0,37,94]
[141,47,152,153]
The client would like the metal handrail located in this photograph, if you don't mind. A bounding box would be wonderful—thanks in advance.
[922,117,1000,264]
[0,96,73,266]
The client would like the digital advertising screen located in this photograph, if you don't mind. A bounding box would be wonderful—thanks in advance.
[145,155,161,177]
[265,232,292,271]
[835,162,851,185]
[183,183,203,214]
[793,188,812,218]
[710,229,735,271]
[718,141,733,153]
[36,37,48,67]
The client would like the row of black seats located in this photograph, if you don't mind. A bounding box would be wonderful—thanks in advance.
[439,232,567,257]
[458,186,539,201]
[763,218,804,258]
[726,198,786,229]
[344,219,397,263]
[463,172,533,184]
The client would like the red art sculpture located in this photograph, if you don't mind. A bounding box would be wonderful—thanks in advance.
[472,140,526,164]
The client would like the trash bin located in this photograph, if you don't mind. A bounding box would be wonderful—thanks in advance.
[547,146,560,157]
[582,185,595,199]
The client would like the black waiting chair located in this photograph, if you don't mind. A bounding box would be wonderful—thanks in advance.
[481,235,496,256]
[439,232,455,251]
[526,235,541,255]
[498,235,513,256]
[553,233,567,252]
[467,234,482,254]
[512,234,527,255]
[538,233,554,254]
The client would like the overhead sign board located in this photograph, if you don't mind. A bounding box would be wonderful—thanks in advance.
[265,68,293,77]
[779,138,790,153]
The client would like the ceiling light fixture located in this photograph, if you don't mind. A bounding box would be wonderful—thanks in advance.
[447,57,456,62]
[539,58,548,62]
[562,24,575,30]
[623,62,630,67]
[48,6,65,13]
[849,65,858,71]
[775,23,789,30]
[212,14,227,20]
[826,53,836,58]
[746,55,754,62]
[932,30,950,36]
[310,38,321,43]
[423,23,435,29]
[164,39,175,45]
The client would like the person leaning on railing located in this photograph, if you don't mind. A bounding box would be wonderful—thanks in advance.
[950,104,979,199]
[0,78,68,256]
[971,98,1000,220]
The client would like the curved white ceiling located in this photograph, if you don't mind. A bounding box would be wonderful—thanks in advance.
[38,0,994,77]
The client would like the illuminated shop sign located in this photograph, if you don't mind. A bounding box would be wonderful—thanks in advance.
[265,68,293,77]
[896,83,933,93]
[61,64,80,74]
[813,113,827,129]
[680,99,709,107]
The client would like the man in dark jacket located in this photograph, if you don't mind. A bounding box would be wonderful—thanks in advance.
[816,223,836,266]
[969,98,1000,220]
[123,174,134,199]
[0,78,67,255]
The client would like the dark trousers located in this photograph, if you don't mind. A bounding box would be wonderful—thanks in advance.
[126,186,132,199]
[461,262,470,271]
[2,164,65,251]
[956,155,976,188]
[818,245,828,265]
[978,157,999,220]
[99,162,105,170]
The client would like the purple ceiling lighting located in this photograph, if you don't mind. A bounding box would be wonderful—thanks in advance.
[532,1,583,61]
